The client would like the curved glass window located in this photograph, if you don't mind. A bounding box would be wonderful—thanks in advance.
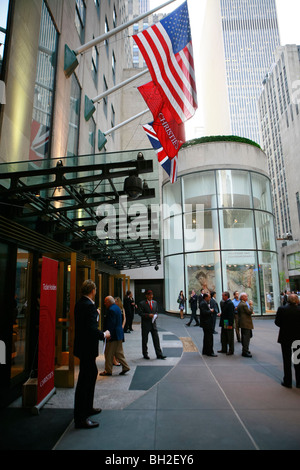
[251,173,273,212]
[162,168,279,316]
[182,171,217,209]
[185,252,221,314]
[165,254,184,311]
[219,209,256,249]
[217,170,252,208]
[183,210,219,252]
[255,211,276,251]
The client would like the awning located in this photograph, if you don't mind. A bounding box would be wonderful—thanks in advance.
[0,149,161,270]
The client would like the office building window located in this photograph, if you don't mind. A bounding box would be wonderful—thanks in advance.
[75,0,86,44]
[67,74,81,156]
[30,1,58,161]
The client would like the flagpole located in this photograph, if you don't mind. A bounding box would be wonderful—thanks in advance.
[84,69,149,121]
[98,109,150,150]
[105,109,149,135]
[64,0,177,77]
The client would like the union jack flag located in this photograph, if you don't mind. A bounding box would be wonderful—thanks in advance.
[143,122,178,184]
[133,1,197,125]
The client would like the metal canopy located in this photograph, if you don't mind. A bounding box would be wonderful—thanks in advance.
[0,149,161,270]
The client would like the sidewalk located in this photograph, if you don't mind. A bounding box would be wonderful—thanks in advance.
[47,314,300,451]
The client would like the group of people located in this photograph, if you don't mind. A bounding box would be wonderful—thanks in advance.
[73,279,300,430]
[180,289,254,358]
[73,281,166,429]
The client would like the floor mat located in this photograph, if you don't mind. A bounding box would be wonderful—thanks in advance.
[129,366,172,390]
[0,407,73,450]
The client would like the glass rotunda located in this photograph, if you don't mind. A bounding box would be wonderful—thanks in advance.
[162,138,280,316]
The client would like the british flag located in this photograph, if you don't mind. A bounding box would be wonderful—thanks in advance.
[143,122,178,184]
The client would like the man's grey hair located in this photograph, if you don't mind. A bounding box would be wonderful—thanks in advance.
[239,292,247,300]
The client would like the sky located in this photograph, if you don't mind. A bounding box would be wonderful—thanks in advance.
[150,0,300,138]
[150,0,300,46]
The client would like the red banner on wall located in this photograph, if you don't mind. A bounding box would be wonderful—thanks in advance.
[37,257,58,405]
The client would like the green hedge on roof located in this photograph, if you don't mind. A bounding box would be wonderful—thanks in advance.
[182,135,261,149]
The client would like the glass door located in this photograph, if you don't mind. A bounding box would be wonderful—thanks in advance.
[11,249,33,378]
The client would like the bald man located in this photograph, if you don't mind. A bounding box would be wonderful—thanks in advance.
[99,296,130,376]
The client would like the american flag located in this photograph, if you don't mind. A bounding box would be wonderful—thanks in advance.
[133,1,197,125]
[143,122,178,184]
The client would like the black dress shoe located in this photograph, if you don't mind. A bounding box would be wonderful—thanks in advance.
[281,381,292,388]
[242,352,252,357]
[157,355,167,359]
[89,408,102,415]
[143,355,150,359]
[75,418,99,429]
[186,323,191,326]
[119,368,130,375]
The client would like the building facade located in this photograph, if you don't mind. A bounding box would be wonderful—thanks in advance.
[0,0,156,407]
[162,139,280,316]
[258,44,300,290]
[200,0,280,145]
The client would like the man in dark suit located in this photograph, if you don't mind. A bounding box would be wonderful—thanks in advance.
[124,290,136,333]
[74,280,110,429]
[138,289,166,360]
[275,293,300,388]
[218,292,235,355]
[100,296,130,376]
[199,293,217,357]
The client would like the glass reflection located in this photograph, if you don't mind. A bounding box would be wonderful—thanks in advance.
[11,249,32,378]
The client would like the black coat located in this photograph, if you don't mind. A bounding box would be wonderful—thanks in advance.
[74,296,105,359]
[275,303,300,344]
[199,300,213,328]
[219,298,235,327]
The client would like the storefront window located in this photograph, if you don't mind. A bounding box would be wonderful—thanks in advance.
[11,249,32,378]
[163,168,279,315]
[182,171,217,209]
[258,251,280,313]
[185,252,221,313]
[219,209,256,249]
[164,254,184,312]
[251,173,273,212]
[217,169,252,208]
[221,250,260,313]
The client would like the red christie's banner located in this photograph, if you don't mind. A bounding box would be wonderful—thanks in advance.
[37,257,58,405]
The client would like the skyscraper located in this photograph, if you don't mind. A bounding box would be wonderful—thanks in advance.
[200,0,280,144]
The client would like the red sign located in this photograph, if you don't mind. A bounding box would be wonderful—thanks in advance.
[37,257,58,405]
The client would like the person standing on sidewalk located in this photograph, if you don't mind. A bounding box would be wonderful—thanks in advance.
[186,290,200,326]
[275,293,300,388]
[74,280,110,429]
[199,293,217,357]
[232,291,241,342]
[237,293,254,357]
[139,289,166,360]
[100,296,130,377]
[218,292,235,355]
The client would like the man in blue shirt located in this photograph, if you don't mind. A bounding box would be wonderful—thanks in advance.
[100,296,130,376]
[232,291,241,342]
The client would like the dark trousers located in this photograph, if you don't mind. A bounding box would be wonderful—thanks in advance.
[241,328,252,354]
[220,327,234,353]
[281,342,300,387]
[74,355,98,424]
[187,308,199,325]
[125,310,134,331]
[202,325,214,355]
[142,323,162,357]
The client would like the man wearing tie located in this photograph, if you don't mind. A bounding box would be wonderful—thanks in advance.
[138,289,166,360]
